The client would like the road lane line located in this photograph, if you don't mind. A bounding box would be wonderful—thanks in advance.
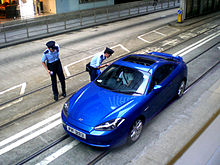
[0,82,26,111]
[0,119,61,156]
[0,113,60,148]
[0,82,26,95]
[1,30,218,159]
[35,140,80,165]
[20,82,26,95]
[174,31,220,56]
[0,98,23,111]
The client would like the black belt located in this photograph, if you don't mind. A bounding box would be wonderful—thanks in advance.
[47,59,60,66]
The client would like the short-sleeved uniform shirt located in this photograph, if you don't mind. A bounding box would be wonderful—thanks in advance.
[90,51,106,68]
[41,44,60,63]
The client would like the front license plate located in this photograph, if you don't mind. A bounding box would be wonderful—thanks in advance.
[67,125,86,139]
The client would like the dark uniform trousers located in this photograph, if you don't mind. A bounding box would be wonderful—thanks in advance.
[47,59,66,96]
[89,67,99,81]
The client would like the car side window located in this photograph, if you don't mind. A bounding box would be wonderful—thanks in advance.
[148,64,176,93]
[156,64,176,83]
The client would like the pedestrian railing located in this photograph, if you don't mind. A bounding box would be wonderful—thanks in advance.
[0,0,179,48]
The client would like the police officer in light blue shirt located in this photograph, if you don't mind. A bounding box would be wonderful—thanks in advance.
[89,47,114,81]
[42,41,66,101]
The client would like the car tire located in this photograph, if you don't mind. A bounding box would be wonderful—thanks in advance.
[127,118,143,144]
[177,80,186,98]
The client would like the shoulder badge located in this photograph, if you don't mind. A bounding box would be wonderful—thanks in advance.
[44,50,49,54]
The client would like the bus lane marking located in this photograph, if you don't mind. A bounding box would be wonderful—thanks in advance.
[0,82,26,111]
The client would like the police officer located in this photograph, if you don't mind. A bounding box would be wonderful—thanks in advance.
[89,47,114,81]
[42,41,66,101]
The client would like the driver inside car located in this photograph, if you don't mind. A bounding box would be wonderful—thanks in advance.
[117,70,134,87]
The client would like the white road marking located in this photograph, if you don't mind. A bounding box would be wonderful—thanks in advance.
[138,32,152,43]
[64,54,95,77]
[35,140,80,165]
[111,44,130,52]
[0,82,26,95]
[0,82,26,111]
[0,113,60,148]
[174,31,220,57]
[0,119,61,156]
[162,39,179,47]
[144,47,164,53]
[64,44,129,77]
[1,31,219,161]
[138,26,176,43]
[154,31,167,36]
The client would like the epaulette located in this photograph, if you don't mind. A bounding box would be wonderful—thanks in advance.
[44,49,49,54]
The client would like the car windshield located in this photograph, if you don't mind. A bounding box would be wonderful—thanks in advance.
[95,65,150,95]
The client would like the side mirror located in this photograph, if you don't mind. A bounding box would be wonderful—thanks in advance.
[153,84,162,90]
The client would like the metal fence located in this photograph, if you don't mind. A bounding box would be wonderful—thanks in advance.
[0,0,179,48]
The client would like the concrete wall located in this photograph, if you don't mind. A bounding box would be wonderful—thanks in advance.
[183,0,220,19]
[55,0,114,14]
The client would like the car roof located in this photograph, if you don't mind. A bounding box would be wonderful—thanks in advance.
[113,53,176,72]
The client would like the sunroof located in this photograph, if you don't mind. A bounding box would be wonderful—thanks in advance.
[122,56,156,66]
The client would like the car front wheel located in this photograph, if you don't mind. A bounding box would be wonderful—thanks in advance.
[177,80,186,98]
[127,119,143,144]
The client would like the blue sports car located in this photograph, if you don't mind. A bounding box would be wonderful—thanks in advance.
[61,52,187,147]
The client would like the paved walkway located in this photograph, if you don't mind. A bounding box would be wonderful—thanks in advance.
[175,114,220,165]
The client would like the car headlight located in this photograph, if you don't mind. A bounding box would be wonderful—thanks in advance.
[63,99,70,117]
[94,118,125,131]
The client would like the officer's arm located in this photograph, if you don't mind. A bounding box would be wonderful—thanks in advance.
[42,52,51,74]
[42,62,50,74]
[97,56,109,69]
[97,63,109,69]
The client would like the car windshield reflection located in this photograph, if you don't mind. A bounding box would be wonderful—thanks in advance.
[95,65,150,95]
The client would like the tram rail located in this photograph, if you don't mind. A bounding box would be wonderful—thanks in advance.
[14,49,220,165]
[0,19,219,129]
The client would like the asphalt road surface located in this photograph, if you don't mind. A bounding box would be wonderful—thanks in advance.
[0,9,219,165]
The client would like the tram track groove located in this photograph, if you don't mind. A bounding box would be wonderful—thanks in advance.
[0,21,218,108]
[12,50,220,165]
[16,62,220,165]
[15,134,69,165]
[0,20,219,129]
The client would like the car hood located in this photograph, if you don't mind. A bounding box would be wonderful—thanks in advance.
[68,83,136,127]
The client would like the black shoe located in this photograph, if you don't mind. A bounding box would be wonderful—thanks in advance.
[54,95,58,101]
[62,93,66,97]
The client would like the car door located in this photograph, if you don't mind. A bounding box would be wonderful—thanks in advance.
[143,63,177,119]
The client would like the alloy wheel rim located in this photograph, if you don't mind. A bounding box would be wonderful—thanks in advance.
[178,81,185,97]
[130,119,143,142]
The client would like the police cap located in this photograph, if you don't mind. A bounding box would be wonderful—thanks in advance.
[46,41,55,49]
[104,47,114,55]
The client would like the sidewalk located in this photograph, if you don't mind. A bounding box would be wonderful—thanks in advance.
[0,1,179,49]
[175,114,220,165]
